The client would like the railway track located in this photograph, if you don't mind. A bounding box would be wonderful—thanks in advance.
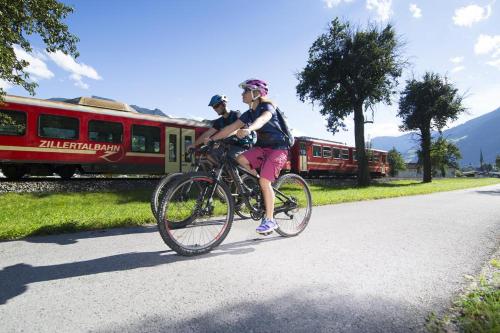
[0,177,161,193]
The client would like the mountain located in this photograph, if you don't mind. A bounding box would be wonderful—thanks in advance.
[47,97,168,117]
[129,105,168,117]
[371,106,500,167]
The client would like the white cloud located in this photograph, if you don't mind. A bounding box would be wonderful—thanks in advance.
[451,65,465,73]
[450,56,464,64]
[486,58,500,70]
[70,74,89,89]
[453,4,491,27]
[409,4,422,18]
[323,0,353,8]
[474,34,500,57]
[366,122,401,138]
[0,79,12,91]
[13,46,54,80]
[47,50,102,89]
[366,0,393,22]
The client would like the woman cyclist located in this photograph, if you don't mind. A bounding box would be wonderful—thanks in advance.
[205,79,290,235]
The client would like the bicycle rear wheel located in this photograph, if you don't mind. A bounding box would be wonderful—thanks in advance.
[150,173,182,219]
[273,173,312,237]
[157,172,234,256]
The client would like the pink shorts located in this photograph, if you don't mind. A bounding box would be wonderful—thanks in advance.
[241,147,288,181]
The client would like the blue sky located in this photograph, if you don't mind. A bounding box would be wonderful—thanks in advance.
[2,0,499,145]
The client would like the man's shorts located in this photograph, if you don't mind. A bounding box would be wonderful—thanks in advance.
[240,147,288,182]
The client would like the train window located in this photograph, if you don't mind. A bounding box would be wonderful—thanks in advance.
[312,145,322,157]
[169,134,177,162]
[353,150,357,161]
[373,154,380,162]
[184,135,192,162]
[39,114,79,139]
[89,120,123,143]
[131,125,161,153]
[0,110,26,136]
[341,149,349,160]
[332,148,340,159]
[299,143,306,156]
[323,147,332,158]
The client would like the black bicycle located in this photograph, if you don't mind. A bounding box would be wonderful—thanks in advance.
[150,144,257,222]
[156,140,313,256]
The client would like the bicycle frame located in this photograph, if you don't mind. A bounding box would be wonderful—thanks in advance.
[203,141,299,220]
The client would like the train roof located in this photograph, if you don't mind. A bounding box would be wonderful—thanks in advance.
[2,95,210,128]
[297,136,348,146]
[297,136,387,153]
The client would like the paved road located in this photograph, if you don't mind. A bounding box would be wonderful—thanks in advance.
[1,185,499,332]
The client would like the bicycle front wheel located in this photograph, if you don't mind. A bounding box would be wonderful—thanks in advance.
[157,172,234,256]
[273,173,312,237]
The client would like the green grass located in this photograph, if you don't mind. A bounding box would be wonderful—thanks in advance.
[0,177,499,240]
[309,178,500,205]
[427,253,500,333]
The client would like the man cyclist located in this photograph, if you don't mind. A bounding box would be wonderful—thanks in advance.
[190,94,254,166]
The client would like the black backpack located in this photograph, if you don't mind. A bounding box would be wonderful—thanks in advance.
[274,106,295,148]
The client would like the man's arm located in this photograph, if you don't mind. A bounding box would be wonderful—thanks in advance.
[193,128,217,146]
[208,119,245,143]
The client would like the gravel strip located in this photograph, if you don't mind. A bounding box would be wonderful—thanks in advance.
[0,178,160,193]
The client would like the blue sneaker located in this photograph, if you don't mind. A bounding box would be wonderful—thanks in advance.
[256,218,277,235]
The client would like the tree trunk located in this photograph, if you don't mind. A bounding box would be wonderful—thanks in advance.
[421,129,432,183]
[354,104,370,186]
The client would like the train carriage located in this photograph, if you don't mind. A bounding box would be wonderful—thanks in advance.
[0,95,209,179]
[0,95,389,180]
[289,136,389,178]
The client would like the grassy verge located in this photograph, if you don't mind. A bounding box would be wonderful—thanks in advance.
[1,177,499,240]
[427,254,500,333]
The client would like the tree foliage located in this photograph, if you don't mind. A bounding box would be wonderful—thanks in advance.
[496,155,500,170]
[429,136,461,177]
[387,147,406,177]
[0,0,79,100]
[397,72,465,182]
[296,18,404,186]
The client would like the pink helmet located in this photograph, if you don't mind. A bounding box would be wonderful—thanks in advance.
[238,78,269,97]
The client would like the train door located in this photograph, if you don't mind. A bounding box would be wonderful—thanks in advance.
[180,129,195,172]
[299,142,308,172]
[165,127,180,174]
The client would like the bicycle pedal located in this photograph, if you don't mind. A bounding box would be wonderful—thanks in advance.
[257,230,273,236]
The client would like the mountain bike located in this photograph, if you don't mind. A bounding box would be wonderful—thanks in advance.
[150,144,257,222]
[156,140,312,256]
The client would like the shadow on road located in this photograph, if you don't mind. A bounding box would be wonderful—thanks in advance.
[24,225,159,245]
[97,288,425,333]
[0,236,284,304]
[476,189,500,196]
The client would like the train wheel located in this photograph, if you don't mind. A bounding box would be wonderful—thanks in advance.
[57,166,76,180]
[2,165,27,180]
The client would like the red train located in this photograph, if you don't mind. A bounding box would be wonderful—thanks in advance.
[288,136,389,178]
[0,95,389,179]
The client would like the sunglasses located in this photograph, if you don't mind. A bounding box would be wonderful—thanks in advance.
[243,88,252,94]
[212,102,223,109]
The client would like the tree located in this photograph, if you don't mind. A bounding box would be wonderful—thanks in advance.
[479,149,484,170]
[429,136,461,177]
[0,0,79,101]
[296,18,404,186]
[397,72,465,183]
[387,147,406,177]
[496,155,500,170]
